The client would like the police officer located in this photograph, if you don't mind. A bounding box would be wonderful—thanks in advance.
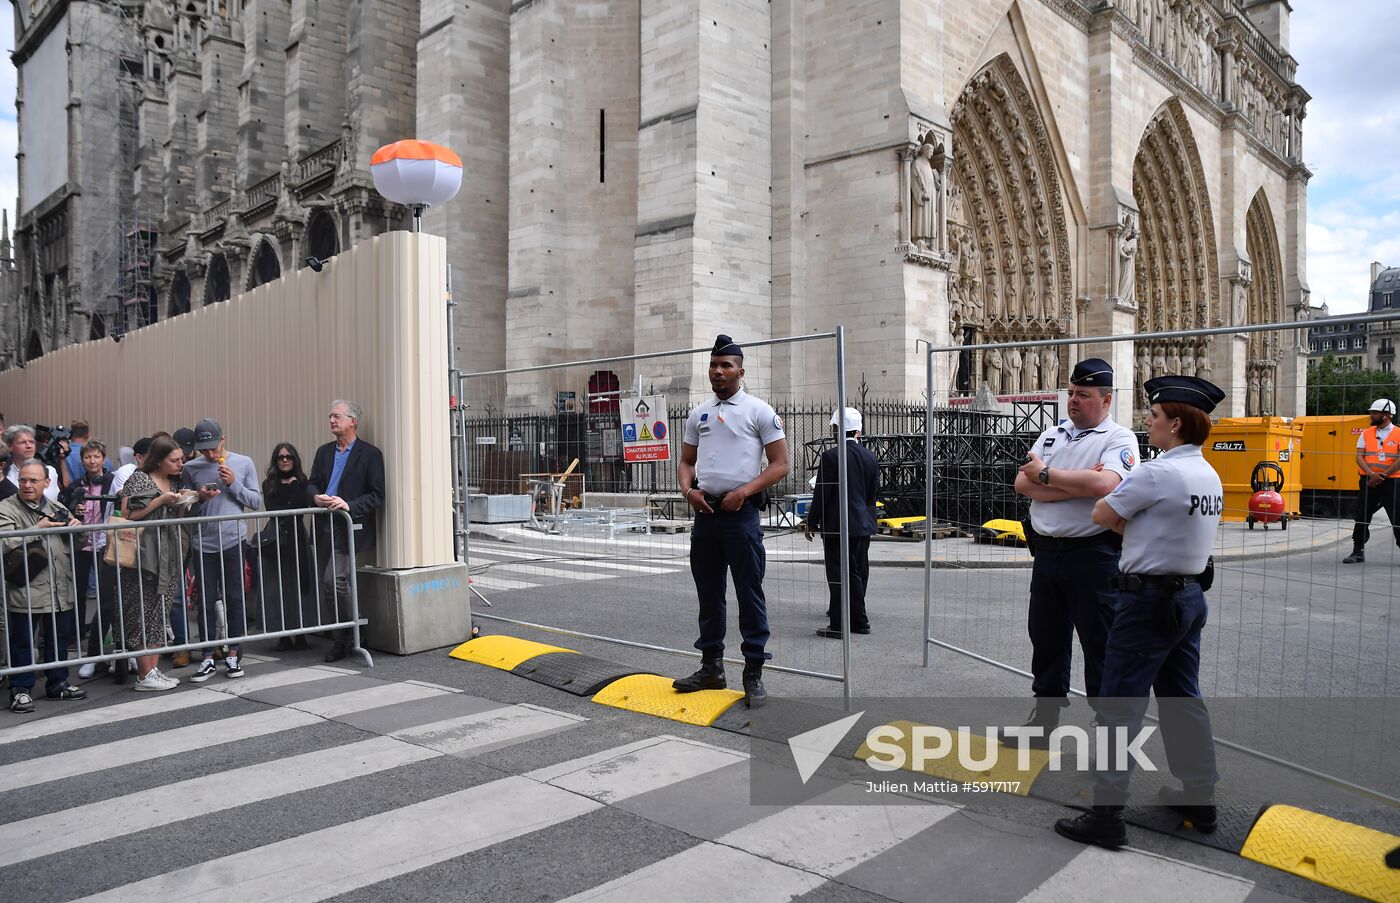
[673,335,791,707]
[1055,375,1225,848]
[1012,358,1138,739]
[1343,398,1400,564]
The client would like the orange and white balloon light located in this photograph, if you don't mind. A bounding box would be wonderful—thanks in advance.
[370,139,463,231]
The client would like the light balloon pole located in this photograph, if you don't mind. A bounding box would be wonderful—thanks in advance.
[370,139,463,232]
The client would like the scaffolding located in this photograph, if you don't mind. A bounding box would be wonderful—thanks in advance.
[73,1,152,340]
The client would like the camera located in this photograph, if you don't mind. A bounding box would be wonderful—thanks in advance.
[33,424,72,469]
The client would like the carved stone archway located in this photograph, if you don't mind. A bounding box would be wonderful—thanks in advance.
[247,237,282,290]
[305,209,340,263]
[1245,191,1284,416]
[169,270,193,317]
[948,54,1074,394]
[1132,100,1220,409]
[205,253,232,305]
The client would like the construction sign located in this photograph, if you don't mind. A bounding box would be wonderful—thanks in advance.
[621,395,671,463]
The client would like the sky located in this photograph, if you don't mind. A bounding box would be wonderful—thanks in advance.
[0,3,1395,312]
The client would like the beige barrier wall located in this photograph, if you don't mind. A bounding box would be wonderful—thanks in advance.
[0,231,452,570]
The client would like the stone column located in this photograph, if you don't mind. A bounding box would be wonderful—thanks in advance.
[347,0,419,171]
[416,0,510,373]
[195,18,244,210]
[634,0,771,395]
[162,52,201,228]
[237,0,290,190]
[285,0,348,159]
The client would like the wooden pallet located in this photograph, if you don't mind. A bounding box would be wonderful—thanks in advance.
[884,521,961,540]
[650,519,693,534]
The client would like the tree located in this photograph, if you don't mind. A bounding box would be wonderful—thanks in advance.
[1305,355,1400,415]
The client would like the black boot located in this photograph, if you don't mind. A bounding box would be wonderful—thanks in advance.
[673,658,726,692]
[1343,548,1366,564]
[742,662,767,708]
[999,699,1064,749]
[113,658,129,686]
[1157,786,1217,833]
[1054,806,1127,847]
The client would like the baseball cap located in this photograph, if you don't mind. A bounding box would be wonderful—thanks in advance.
[173,427,197,457]
[830,407,863,432]
[193,418,223,450]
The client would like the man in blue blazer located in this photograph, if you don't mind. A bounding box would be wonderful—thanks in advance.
[804,407,880,637]
[308,399,385,662]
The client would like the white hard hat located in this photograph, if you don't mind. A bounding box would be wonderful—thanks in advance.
[831,407,862,432]
[1370,399,1396,416]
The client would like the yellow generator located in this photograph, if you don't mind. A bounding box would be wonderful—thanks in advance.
[1203,417,1303,524]
[1296,414,1368,518]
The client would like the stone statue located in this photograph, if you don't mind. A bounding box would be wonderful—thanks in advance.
[1040,346,1059,390]
[1248,370,1262,416]
[1116,216,1139,304]
[1260,369,1275,416]
[1181,345,1197,377]
[984,348,1004,393]
[1232,281,1249,325]
[1166,343,1181,375]
[911,143,939,249]
[1195,345,1211,376]
[1152,345,1168,381]
[1008,348,1024,393]
[958,231,982,319]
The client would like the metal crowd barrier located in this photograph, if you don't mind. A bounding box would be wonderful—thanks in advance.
[0,506,371,683]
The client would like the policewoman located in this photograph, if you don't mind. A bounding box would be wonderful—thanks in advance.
[1343,398,1400,564]
[1013,358,1138,737]
[1055,375,1225,848]
[674,335,791,707]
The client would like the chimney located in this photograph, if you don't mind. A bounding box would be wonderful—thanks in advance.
[1373,261,1385,286]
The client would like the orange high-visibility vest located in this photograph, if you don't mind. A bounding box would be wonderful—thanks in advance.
[1358,427,1400,477]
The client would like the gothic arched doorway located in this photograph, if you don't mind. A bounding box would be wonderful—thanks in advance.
[948,54,1074,394]
[169,271,192,317]
[305,210,339,263]
[206,253,231,305]
[1245,191,1284,415]
[1132,100,1220,410]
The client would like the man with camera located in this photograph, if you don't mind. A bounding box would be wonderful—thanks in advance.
[4,426,61,503]
[1,458,87,713]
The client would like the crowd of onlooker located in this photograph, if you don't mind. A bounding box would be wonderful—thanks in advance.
[0,402,385,714]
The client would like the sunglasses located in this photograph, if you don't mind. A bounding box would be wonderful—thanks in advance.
[276,454,294,461]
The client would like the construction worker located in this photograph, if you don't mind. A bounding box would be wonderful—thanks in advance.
[1344,398,1400,564]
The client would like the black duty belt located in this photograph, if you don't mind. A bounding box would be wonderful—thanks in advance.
[1034,533,1121,551]
[701,493,761,512]
[1109,574,1199,591]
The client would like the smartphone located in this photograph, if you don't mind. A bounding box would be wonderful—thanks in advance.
[202,482,220,492]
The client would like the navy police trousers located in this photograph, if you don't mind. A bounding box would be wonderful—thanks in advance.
[690,504,771,663]
[1093,582,1218,805]
[1027,539,1120,700]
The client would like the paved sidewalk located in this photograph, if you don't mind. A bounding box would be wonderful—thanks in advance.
[473,515,1353,570]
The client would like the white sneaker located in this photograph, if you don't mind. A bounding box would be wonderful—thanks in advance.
[153,669,180,688]
[134,670,176,692]
[78,662,96,680]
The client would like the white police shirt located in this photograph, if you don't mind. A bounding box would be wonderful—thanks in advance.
[1105,445,1222,575]
[1027,415,1138,537]
[683,389,786,494]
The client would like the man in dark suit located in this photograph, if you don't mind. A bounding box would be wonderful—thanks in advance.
[307,399,385,662]
[804,407,880,637]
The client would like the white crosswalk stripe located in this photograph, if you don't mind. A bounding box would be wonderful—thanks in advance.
[0,688,234,746]
[1,664,1277,903]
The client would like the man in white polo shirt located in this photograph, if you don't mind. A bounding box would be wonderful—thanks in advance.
[1010,357,1138,741]
[673,334,791,707]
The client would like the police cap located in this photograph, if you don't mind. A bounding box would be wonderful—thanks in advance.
[1144,375,1226,413]
[1069,357,1113,388]
[711,334,744,359]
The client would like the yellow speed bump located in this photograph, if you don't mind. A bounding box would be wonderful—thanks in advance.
[1242,805,1400,903]
[448,635,578,671]
[853,720,1053,797]
[592,674,744,726]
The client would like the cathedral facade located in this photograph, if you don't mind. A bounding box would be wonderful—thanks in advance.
[6,0,1309,417]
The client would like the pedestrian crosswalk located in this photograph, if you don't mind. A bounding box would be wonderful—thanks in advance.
[0,662,1290,902]
[470,540,691,592]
